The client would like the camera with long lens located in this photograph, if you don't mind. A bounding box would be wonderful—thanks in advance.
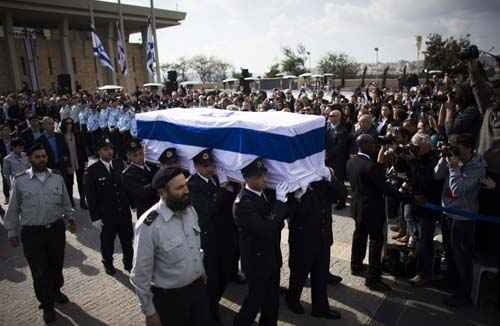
[437,141,459,158]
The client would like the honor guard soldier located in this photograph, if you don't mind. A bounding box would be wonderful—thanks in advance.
[187,149,226,323]
[285,168,342,320]
[233,158,291,326]
[158,147,181,168]
[4,143,76,324]
[122,138,159,217]
[130,167,212,326]
[85,137,133,275]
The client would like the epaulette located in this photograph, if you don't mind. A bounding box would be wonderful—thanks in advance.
[15,171,27,178]
[122,165,131,174]
[144,211,159,226]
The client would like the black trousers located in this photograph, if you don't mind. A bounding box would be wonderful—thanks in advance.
[415,216,436,278]
[152,278,212,326]
[234,271,280,326]
[100,221,133,268]
[450,219,474,298]
[203,240,228,321]
[21,219,66,310]
[288,242,329,312]
[2,173,9,201]
[351,216,385,283]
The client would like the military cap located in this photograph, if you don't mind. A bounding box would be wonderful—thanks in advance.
[158,147,179,165]
[125,137,143,153]
[193,149,215,166]
[241,158,268,178]
[95,137,113,150]
[152,167,186,190]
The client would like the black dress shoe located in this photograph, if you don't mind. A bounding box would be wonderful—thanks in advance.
[43,308,57,324]
[327,273,343,285]
[104,264,116,276]
[311,309,341,320]
[55,292,69,304]
[285,296,305,315]
[366,280,391,292]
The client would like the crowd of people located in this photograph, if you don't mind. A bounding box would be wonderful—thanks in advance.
[1,54,499,326]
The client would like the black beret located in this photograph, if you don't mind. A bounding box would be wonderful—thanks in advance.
[158,147,178,165]
[125,137,142,153]
[96,137,113,151]
[241,158,268,178]
[152,167,187,190]
[26,142,46,156]
[193,149,214,165]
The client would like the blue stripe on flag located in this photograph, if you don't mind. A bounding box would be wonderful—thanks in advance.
[137,119,325,163]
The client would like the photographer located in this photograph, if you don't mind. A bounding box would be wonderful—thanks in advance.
[405,133,443,286]
[434,133,486,307]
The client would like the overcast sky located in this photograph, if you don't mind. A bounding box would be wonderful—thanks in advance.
[107,0,500,75]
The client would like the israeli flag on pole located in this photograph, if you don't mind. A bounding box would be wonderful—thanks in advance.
[146,18,156,79]
[116,22,128,76]
[137,108,327,189]
[91,26,114,71]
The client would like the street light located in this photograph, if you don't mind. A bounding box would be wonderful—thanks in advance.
[374,47,379,64]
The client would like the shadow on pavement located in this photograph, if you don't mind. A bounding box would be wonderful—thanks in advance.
[113,269,135,292]
[64,242,100,277]
[0,224,28,283]
[55,302,108,326]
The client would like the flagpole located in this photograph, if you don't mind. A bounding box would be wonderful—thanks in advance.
[150,0,161,83]
[118,0,128,86]
[88,0,101,87]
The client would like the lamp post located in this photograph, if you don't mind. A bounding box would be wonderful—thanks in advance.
[374,47,379,64]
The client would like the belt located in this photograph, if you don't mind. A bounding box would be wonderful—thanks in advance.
[22,219,63,230]
[151,277,203,295]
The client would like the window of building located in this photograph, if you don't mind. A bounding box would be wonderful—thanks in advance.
[132,56,136,72]
[48,57,54,75]
[20,57,27,75]
[72,57,77,74]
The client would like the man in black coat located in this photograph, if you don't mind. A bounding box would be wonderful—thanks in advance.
[233,158,290,326]
[84,138,133,275]
[187,149,226,324]
[347,134,401,292]
[286,174,342,320]
[122,138,159,218]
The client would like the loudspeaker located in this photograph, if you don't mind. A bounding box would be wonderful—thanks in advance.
[57,74,72,94]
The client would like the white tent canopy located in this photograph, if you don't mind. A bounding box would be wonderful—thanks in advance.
[97,85,123,91]
[283,75,297,79]
[143,83,164,88]
[222,78,238,83]
[299,73,312,78]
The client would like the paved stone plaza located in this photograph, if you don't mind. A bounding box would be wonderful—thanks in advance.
[1,187,499,326]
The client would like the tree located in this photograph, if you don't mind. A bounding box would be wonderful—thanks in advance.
[317,52,360,79]
[280,44,310,76]
[423,33,471,73]
[160,57,190,82]
[188,55,232,83]
[265,63,281,78]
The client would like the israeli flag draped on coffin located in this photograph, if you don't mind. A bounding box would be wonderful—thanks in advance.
[137,108,327,189]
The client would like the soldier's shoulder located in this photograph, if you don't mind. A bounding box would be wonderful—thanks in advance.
[136,204,161,229]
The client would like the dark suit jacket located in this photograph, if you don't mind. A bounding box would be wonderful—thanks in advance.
[38,133,69,171]
[122,162,159,218]
[84,159,131,223]
[187,173,221,253]
[233,188,287,279]
[326,123,352,181]
[346,154,399,223]
[288,180,339,263]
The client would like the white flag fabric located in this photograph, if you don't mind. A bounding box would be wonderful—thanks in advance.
[91,28,114,71]
[116,22,128,77]
[136,108,327,190]
[146,19,156,78]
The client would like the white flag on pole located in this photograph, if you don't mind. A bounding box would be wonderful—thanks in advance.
[91,26,114,71]
[146,18,156,79]
[116,22,128,77]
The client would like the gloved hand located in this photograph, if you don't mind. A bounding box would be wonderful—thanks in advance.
[318,166,333,181]
[276,183,290,203]
[92,220,103,229]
